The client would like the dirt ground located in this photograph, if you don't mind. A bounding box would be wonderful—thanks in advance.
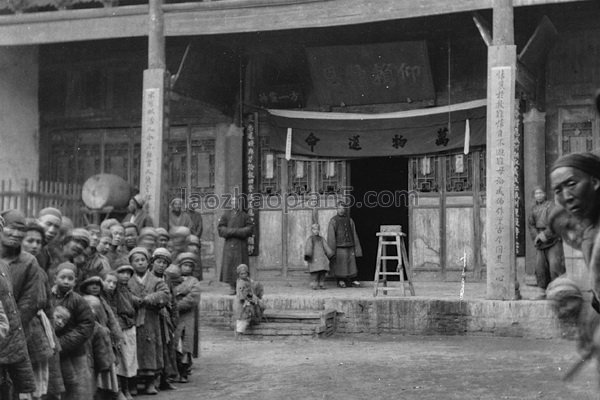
[140,327,600,400]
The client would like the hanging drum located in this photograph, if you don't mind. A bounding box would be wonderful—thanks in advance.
[82,174,132,210]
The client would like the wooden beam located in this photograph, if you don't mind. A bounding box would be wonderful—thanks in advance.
[516,60,537,97]
[0,0,589,46]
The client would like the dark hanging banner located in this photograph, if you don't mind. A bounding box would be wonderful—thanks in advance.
[306,41,435,106]
[267,101,486,158]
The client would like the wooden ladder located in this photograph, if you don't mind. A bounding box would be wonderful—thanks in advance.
[373,225,415,297]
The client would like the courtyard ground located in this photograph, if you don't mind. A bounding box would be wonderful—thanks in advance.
[140,327,599,400]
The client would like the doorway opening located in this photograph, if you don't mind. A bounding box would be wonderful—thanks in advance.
[349,157,409,281]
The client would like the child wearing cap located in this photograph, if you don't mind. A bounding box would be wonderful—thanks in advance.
[234,264,265,335]
[106,267,141,400]
[50,262,95,400]
[126,247,170,395]
[172,253,201,382]
[83,294,119,399]
[149,248,179,390]
[304,223,334,290]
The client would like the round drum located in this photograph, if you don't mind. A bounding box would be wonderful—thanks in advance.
[82,174,132,210]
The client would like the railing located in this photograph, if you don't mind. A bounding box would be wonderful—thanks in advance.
[0,179,84,226]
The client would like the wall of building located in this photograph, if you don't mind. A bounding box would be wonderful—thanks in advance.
[0,45,39,183]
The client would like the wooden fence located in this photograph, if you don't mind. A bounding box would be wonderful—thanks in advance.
[0,179,84,226]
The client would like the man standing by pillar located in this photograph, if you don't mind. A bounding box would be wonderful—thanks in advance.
[217,196,253,295]
[527,186,565,290]
[327,201,362,288]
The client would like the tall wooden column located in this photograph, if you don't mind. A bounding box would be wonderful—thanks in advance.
[486,0,518,299]
[140,0,169,227]
[523,108,546,275]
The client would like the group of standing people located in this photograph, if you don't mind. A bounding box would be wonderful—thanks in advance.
[0,192,204,399]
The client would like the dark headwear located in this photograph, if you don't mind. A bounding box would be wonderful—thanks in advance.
[128,246,149,261]
[116,265,135,276]
[80,276,104,294]
[69,228,91,248]
[38,207,62,220]
[551,152,600,180]
[1,209,26,228]
[122,222,139,234]
[56,262,77,275]
[151,247,172,264]
[546,276,583,301]
[155,227,169,239]
[25,222,46,243]
[176,252,197,266]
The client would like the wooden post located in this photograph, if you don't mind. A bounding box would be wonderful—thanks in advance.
[523,108,546,276]
[140,0,169,227]
[486,0,518,299]
[186,124,193,208]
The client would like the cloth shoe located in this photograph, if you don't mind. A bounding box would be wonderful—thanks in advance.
[351,281,361,288]
[337,281,346,288]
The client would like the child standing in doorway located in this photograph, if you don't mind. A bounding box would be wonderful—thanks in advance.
[304,223,334,290]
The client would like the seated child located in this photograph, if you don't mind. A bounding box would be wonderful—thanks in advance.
[83,294,119,399]
[234,264,265,335]
[304,223,334,290]
[105,267,140,400]
[50,262,95,400]
[546,276,600,383]
[171,253,201,382]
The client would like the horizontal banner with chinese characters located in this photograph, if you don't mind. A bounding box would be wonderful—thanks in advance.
[267,100,486,157]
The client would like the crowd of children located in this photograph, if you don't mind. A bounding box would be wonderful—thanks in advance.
[0,206,203,400]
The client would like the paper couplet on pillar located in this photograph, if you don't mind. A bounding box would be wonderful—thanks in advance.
[285,127,292,160]
[464,118,471,155]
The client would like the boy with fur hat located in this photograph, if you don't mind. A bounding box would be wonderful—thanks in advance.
[126,247,170,395]
[547,277,600,382]
[172,253,201,382]
[234,264,265,335]
[49,262,95,400]
[105,267,140,400]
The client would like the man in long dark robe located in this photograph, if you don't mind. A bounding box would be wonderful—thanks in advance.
[217,196,253,295]
[327,201,362,288]
[527,186,565,289]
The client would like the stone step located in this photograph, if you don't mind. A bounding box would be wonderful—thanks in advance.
[242,309,337,337]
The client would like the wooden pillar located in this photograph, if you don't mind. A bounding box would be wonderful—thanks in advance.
[523,108,546,276]
[140,0,169,227]
[486,0,518,299]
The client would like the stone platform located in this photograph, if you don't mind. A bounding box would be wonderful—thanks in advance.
[199,278,570,339]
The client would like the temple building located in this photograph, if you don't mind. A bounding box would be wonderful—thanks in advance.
[0,0,597,295]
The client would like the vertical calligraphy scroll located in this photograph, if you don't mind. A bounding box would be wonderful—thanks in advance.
[140,68,168,226]
[244,113,259,256]
[487,65,516,299]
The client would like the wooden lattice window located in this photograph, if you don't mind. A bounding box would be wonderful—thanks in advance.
[409,155,440,192]
[316,160,344,194]
[559,106,598,157]
[445,152,474,192]
[258,136,281,196]
[288,160,311,195]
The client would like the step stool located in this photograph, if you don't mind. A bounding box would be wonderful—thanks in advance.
[373,225,415,297]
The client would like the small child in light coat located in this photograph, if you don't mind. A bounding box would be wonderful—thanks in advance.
[304,223,334,290]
